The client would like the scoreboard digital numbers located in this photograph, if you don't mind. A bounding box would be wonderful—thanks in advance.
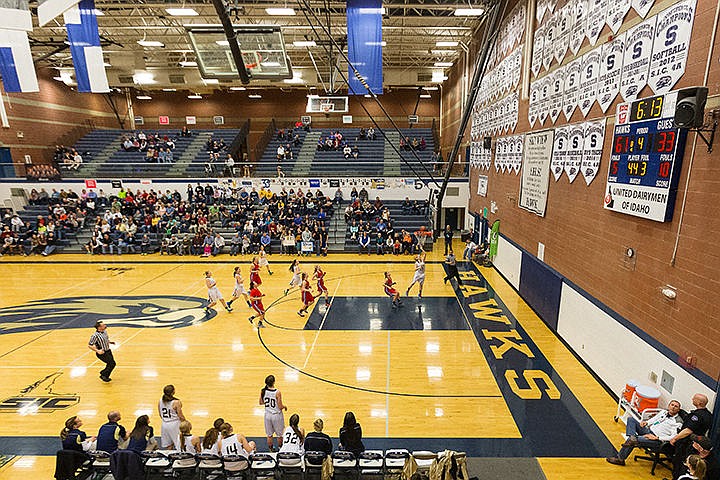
[604,92,688,222]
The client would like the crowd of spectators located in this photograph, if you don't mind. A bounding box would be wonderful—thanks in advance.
[26,164,61,180]
[121,131,177,163]
[1,188,94,257]
[54,145,84,171]
[80,184,336,258]
[399,136,427,151]
[343,189,430,255]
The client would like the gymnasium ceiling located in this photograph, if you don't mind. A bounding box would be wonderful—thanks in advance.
[28,0,487,92]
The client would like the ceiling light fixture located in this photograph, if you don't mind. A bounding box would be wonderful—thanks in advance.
[133,72,155,84]
[165,8,199,16]
[215,40,230,46]
[248,94,262,98]
[420,94,431,98]
[137,40,164,47]
[423,86,439,90]
[454,7,485,16]
[162,88,177,92]
[188,94,202,99]
[293,40,317,47]
[431,49,455,55]
[179,60,197,67]
[203,79,219,84]
[436,41,459,47]
[230,86,246,91]
[265,7,296,15]
[92,9,104,16]
[260,61,281,67]
[136,95,152,100]
[434,62,453,67]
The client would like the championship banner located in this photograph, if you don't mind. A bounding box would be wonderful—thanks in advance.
[538,75,551,125]
[606,0,631,34]
[621,16,656,102]
[0,1,38,93]
[578,47,601,117]
[569,0,588,55]
[585,0,608,46]
[513,135,524,174]
[597,33,625,113]
[64,0,109,93]
[551,126,568,181]
[549,67,565,124]
[531,24,545,77]
[519,130,554,217]
[542,15,557,71]
[554,5,572,63]
[562,57,582,121]
[347,0,383,95]
[529,80,539,127]
[648,0,696,94]
[581,119,605,185]
[632,0,655,18]
[564,123,585,183]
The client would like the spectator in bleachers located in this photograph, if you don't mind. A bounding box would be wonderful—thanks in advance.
[212,232,225,256]
[180,126,192,137]
[343,144,352,159]
[224,154,236,177]
[358,127,367,140]
[284,144,293,160]
[338,412,364,457]
[367,127,376,140]
[358,231,370,255]
[276,144,285,161]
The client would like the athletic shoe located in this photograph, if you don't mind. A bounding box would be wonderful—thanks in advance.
[405,289,410,297]
[269,445,277,452]
[258,322,265,328]
[227,300,234,308]
[226,307,233,312]
[100,375,111,382]
[269,271,274,275]
[418,294,422,299]
[298,310,305,317]
[248,316,254,324]
[283,289,289,296]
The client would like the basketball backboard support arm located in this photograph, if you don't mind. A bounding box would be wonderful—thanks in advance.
[210,0,250,84]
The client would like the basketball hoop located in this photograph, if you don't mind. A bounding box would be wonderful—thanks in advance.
[321,103,333,113]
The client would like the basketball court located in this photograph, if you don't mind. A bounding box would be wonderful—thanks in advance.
[0,246,651,479]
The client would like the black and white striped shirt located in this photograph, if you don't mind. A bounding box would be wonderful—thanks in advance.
[89,330,110,351]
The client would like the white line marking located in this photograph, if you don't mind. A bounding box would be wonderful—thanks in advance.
[301,277,341,369]
[386,328,391,436]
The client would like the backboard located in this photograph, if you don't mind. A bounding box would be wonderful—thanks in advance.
[185,24,293,81]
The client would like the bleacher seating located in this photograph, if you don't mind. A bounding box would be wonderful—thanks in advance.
[61,129,125,177]
[343,200,432,253]
[309,129,385,177]
[184,129,242,177]
[96,130,195,177]
[253,128,309,177]
[395,128,436,176]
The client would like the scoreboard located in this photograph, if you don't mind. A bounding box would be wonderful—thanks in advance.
[604,92,688,222]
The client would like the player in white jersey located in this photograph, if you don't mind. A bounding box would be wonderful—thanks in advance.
[205,271,232,313]
[158,384,185,449]
[406,250,427,298]
[218,422,256,458]
[279,413,305,456]
[259,374,287,452]
[258,247,273,275]
[227,266,251,308]
[283,259,302,296]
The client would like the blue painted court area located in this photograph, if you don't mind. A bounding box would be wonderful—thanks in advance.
[303,296,468,330]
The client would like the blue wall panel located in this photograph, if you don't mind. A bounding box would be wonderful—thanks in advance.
[519,252,562,331]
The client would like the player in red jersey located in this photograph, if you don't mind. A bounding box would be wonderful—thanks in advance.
[312,265,330,306]
[248,281,266,328]
[297,273,315,317]
[384,271,402,308]
[250,256,262,286]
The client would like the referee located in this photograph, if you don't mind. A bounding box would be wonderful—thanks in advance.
[88,321,116,382]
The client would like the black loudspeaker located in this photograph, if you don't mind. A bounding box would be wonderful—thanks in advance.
[674,87,708,129]
[483,136,492,150]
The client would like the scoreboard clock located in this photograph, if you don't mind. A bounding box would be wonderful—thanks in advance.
[603,91,689,222]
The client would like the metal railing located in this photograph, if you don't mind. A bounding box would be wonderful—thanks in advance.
[250,119,276,163]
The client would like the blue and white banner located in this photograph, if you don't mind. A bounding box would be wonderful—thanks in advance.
[63,0,109,93]
[0,3,38,92]
[347,0,383,95]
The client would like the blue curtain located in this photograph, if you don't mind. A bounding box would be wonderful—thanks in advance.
[347,0,383,95]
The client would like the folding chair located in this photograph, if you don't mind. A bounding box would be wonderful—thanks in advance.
[87,450,111,480]
[196,453,223,480]
[358,450,383,480]
[140,450,170,480]
[332,451,358,480]
[634,441,674,475]
[383,449,409,477]
[249,452,277,480]
[168,452,197,479]
[303,451,326,480]
[222,454,250,479]
[411,451,437,478]
[277,452,303,480]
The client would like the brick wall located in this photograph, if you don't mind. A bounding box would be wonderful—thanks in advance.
[454,0,720,379]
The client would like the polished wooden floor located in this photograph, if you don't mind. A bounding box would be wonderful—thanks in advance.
[0,242,657,479]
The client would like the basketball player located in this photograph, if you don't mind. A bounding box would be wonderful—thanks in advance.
[258,247,273,275]
[158,384,185,450]
[406,250,427,298]
[312,265,330,306]
[260,375,287,452]
[250,256,262,286]
[298,273,315,317]
[279,413,305,455]
[384,272,402,308]
[218,422,256,457]
[284,259,302,296]
[227,266,251,309]
[248,281,266,328]
[205,271,232,313]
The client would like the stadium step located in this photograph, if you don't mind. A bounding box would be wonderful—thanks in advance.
[291,131,321,177]
[169,134,211,176]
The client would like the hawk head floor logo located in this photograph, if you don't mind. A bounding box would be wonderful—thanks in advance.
[0,372,79,414]
[0,296,216,335]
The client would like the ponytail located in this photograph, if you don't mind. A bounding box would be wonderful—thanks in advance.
[289,413,304,443]
[220,423,233,439]
[60,416,77,440]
